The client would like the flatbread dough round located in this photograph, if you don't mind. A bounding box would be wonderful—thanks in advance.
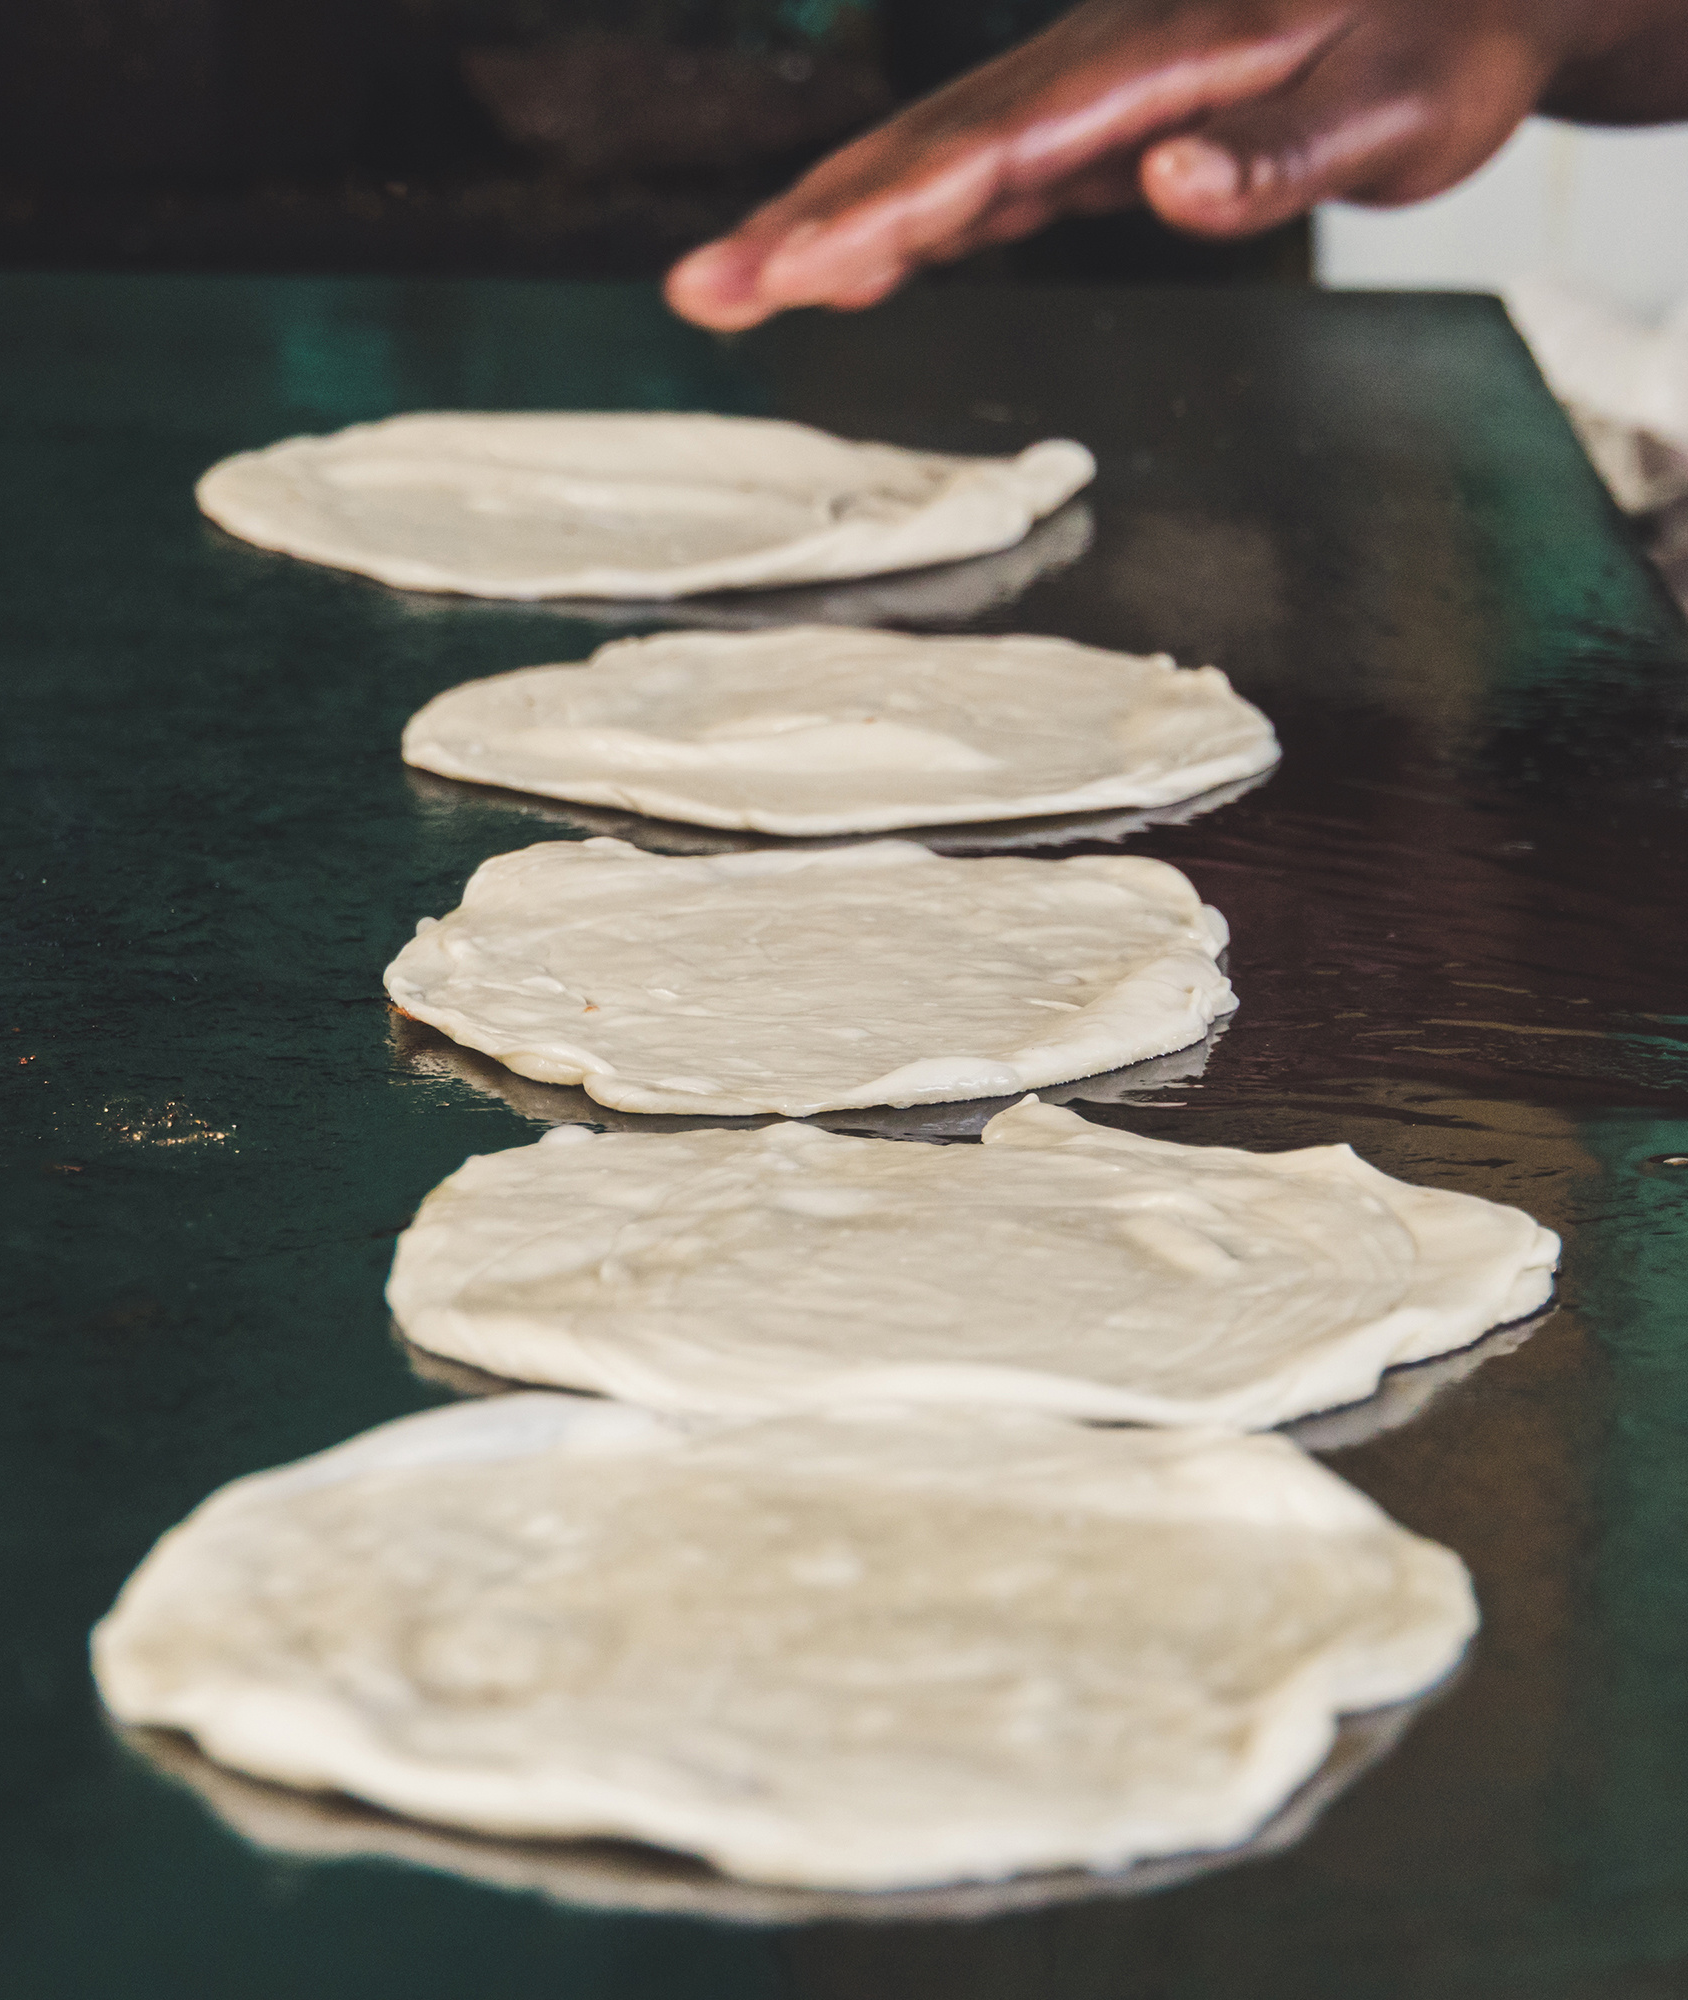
[400,628,1280,835]
[196,413,1095,599]
[93,1396,1477,1890]
[387,1097,1559,1427]
[382,837,1235,1116]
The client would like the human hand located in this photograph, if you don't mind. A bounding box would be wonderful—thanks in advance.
[665,0,1688,330]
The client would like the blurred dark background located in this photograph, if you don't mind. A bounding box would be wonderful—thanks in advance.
[0,0,1308,281]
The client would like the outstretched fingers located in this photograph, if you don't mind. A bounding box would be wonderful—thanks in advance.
[665,0,1354,328]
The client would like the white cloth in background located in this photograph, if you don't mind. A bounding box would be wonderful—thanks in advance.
[1505,276,1688,514]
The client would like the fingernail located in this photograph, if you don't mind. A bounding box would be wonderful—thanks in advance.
[1155,137,1241,205]
[672,241,757,305]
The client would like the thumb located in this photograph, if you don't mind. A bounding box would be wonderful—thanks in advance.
[1139,31,1541,237]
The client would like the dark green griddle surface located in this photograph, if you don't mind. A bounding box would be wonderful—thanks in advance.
[5,273,1688,2000]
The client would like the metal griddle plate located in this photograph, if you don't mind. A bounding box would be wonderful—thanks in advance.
[4,274,1687,2000]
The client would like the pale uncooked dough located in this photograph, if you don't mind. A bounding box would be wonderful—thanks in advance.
[400,628,1280,835]
[387,1097,1559,1426]
[93,1396,1476,1890]
[196,413,1095,599]
[382,838,1235,1116]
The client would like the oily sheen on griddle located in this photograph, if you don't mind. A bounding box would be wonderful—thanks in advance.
[382,838,1234,1116]
[195,412,1095,599]
[400,628,1280,834]
[92,1396,1477,1892]
[387,1097,1559,1426]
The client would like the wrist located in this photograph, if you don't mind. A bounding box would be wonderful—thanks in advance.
[1540,0,1688,121]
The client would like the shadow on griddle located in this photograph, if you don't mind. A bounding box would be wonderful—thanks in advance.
[388,1010,1227,1144]
[383,498,1096,633]
[401,763,1274,862]
[116,1679,1446,1930]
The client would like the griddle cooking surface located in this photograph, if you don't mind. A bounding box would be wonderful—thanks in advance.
[4,274,1688,1999]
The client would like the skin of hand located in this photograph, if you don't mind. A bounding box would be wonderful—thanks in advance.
[665,0,1688,330]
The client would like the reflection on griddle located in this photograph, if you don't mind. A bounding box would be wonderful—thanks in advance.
[390,498,1095,633]
[1282,1302,1556,1455]
[401,764,1275,861]
[394,1310,1555,1460]
[399,1333,547,1401]
[388,1010,1226,1143]
[118,1687,1438,1930]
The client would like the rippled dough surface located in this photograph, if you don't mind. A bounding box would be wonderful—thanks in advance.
[383,838,1235,1116]
[93,1397,1477,1891]
[402,627,1280,834]
[389,1098,1560,1427]
[195,413,1095,599]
